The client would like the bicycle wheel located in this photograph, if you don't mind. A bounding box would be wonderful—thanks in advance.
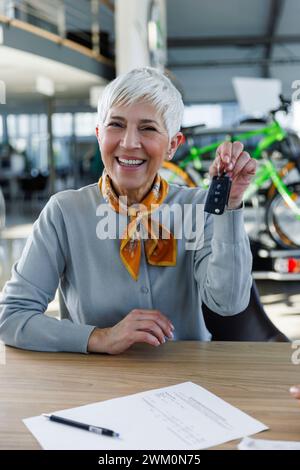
[267,160,300,200]
[159,161,197,187]
[266,182,300,248]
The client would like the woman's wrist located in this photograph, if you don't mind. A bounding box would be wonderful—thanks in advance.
[87,327,110,353]
[226,199,243,210]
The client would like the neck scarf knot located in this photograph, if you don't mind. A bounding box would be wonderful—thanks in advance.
[98,170,177,280]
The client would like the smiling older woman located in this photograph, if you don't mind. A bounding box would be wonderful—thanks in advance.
[0,67,256,354]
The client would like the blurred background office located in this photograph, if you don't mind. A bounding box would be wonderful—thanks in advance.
[0,0,300,339]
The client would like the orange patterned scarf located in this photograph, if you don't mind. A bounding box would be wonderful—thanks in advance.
[98,170,176,281]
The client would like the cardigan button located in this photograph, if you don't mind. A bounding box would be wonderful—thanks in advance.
[141,286,149,294]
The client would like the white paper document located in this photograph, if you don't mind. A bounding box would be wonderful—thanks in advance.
[23,381,267,450]
[239,437,300,450]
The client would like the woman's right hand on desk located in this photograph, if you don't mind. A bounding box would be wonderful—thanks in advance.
[87,309,174,354]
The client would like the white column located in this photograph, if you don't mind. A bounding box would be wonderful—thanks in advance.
[115,0,167,76]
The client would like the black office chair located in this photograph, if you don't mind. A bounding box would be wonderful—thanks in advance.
[202,280,289,342]
[58,288,70,320]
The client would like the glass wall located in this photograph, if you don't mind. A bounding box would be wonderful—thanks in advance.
[0,110,101,191]
[1,111,98,169]
[6,113,48,171]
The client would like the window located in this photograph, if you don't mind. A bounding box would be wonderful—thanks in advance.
[74,113,97,136]
[53,113,72,137]
[7,114,18,138]
[0,115,3,141]
[18,114,30,137]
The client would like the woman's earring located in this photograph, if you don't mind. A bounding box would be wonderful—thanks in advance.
[168,152,172,160]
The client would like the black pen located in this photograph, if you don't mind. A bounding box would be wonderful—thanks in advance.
[43,413,120,438]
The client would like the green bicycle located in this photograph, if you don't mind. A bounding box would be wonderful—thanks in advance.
[160,96,300,249]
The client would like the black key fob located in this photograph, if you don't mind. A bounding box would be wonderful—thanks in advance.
[204,174,232,215]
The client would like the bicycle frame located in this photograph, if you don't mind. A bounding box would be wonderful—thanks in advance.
[167,117,300,219]
[177,155,300,218]
[180,119,287,169]
[244,158,300,219]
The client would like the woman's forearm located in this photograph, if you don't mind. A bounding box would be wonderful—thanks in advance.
[195,209,252,315]
[0,305,95,353]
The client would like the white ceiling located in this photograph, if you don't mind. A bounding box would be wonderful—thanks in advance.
[2,0,300,105]
[166,0,300,102]
[167,0,268,37]
[0,45,107,101]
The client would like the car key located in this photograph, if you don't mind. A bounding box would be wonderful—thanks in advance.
[204,173,232,215]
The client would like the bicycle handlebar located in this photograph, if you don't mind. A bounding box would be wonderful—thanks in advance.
[270,94,291,115]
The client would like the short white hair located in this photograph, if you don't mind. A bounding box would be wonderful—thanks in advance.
[97,67,184,139]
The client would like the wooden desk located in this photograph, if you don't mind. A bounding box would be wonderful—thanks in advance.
[1,341,300,450]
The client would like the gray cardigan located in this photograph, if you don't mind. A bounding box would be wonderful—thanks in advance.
[0,183,252,353]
